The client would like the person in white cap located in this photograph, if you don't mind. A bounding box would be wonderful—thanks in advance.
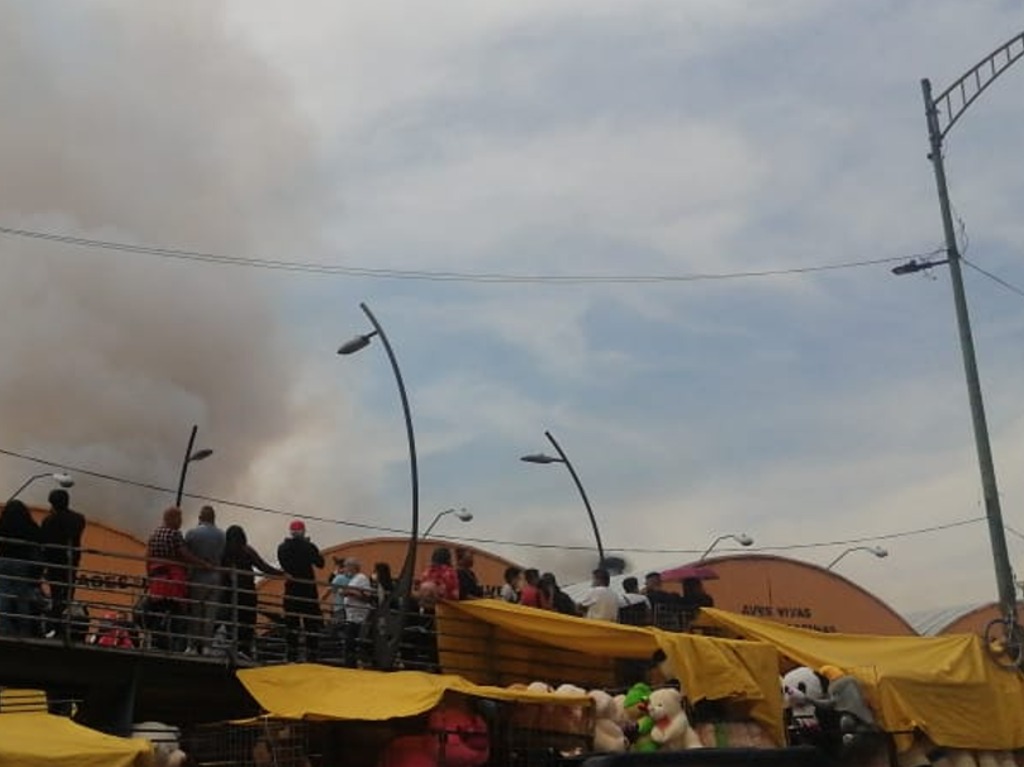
[277,519,324,662]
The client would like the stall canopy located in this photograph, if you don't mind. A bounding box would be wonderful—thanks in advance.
[434,599,785,744]
[0,712,151,767]
[236,664,591,722]
[698,607,1024,750]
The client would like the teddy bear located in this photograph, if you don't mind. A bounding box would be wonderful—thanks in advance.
[587,689,628,753]
[647,687,703,751]
[378,701,489,767]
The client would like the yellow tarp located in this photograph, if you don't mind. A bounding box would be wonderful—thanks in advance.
[434,599,785,745]
[236,664,591,722]
[0,712,152,767]
[698,607,1024,750]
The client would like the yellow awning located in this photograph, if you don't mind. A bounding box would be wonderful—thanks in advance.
[698,607,1024,750]
[0,712,152,767]
[434,599,785,745]
[236,664,590,722]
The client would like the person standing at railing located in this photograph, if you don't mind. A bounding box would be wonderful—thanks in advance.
[455,547,483,600]
[221,524,281,660]
[144,507,214,652]
[340,558,373,667]
[277,519,324,662]
[40,488,85,638]
[0,499,44,637]
[184,505,226,656]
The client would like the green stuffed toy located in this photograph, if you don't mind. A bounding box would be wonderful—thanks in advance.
[622,682,658,753]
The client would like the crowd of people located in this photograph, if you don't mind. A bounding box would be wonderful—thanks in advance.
[2,495,714,665]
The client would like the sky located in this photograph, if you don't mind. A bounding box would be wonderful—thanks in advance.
[2,1,1024,619]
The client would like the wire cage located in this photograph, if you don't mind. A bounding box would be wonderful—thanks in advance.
[186,719,319,767]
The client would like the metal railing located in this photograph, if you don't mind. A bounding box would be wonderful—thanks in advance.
[0,535,700,687]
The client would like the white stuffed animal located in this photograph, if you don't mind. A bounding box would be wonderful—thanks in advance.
[782,667,828,732]
[588,689,628,753]
[131,721,187,767]
[647,687,703,750]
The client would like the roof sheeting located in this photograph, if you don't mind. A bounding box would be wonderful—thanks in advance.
[697,607,1024,751]
[0,713,151,767]
[235,664,590,722]
[434,598,785,745]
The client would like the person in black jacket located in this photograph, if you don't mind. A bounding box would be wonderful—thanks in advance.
[0,499,44,637]
[455,547,483,600]
[277,519,324,661]
[40,489,86,636]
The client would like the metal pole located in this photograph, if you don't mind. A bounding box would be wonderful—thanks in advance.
[175,425,198,507]
[359,303,419,669]
[544,430,606,566]
[922,78,1018,620]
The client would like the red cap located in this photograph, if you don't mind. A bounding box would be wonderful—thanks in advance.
[289,519,306,534]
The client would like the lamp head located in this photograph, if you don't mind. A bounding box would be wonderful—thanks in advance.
[338,334,374,355]
[53,473,74,488]
[736,533,754,547]
[870,545,889,559]
[189,448,214,462]
[455,508,473,522]
[520,453,562,464]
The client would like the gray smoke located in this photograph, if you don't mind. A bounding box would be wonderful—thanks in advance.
[0,2,325,542]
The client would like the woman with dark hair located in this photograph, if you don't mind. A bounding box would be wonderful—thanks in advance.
[417,546,459,602]
[221,524,282,658]
[0,499,43,637]
[538,572,577,616]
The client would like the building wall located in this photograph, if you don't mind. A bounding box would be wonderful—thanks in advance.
[695,554,915,635]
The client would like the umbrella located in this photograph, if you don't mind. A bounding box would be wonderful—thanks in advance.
[659,564,719,581]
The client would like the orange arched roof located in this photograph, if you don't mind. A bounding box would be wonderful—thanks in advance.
[690,554,915,635]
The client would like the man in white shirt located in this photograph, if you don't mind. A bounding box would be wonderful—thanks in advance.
[341,558,373,667]
[577,568,621,622]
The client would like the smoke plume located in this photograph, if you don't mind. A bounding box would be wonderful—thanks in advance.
[0,2,326,544]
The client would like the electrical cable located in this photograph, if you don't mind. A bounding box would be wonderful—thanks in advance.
[0,445,990,556]
[963,257,1024,299]
[0,224,943,285]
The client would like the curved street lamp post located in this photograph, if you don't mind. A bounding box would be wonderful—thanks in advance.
[338,302,418,669]
[422,508,473,538]
[6,472,74,504]
[826,545,888,571]
[894,32,1024,626]
[175,424,214,507]
[699,533,754,561]
[521,430,606,569]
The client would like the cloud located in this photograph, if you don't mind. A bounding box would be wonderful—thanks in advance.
[0,2,335,547]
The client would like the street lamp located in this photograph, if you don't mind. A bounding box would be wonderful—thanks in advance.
[338,302,418,669]
[894,31,1024,630]
[423,508,473,538]
[6,472,74,503]
[699,533,753,561]
[521,430,606,568]
[175,424,214,507]
[826,545,888,571]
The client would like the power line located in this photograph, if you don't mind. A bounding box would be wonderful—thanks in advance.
[963,257,1024,299]
[0,445,989,556]
[0,224,942,285]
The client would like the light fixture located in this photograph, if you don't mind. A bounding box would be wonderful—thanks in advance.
[423,507,473,537]
[6,472,75,502]
[826,545,889,571]
[699,533,754,561]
